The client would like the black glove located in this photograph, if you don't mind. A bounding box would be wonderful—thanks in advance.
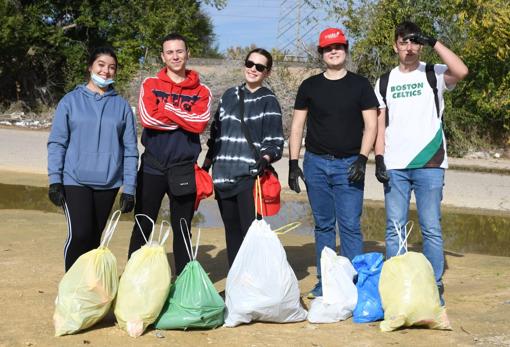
[288,159,305,193]
[404,33,437,47]
[250,157,269,177]
[201,158,212,173]
[375,155,390,184]
[119,193,135,213]
[348,154,368,183]
[48,183,65,207]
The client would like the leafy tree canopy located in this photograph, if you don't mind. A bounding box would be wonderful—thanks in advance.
[310,0,510,151]
[0,0,224,107]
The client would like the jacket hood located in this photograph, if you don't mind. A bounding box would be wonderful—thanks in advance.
[76,84,118,99]
[156,68,200,89]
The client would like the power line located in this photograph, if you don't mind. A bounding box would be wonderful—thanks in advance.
[276,0,318,61]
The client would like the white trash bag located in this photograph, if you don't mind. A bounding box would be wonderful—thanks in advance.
[224,218,307,327]
[307,247,358,323]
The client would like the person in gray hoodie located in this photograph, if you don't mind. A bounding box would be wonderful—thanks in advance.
[47,47,139,271]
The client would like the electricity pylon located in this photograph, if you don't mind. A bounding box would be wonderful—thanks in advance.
[276,0,318,61]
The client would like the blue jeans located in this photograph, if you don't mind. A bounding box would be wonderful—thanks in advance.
[384,168,445,297]
[303,151,364,281]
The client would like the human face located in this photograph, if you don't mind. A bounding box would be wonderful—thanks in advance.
[394,35,422,67]
[161,39,189,75]
[321,44,347,68]
[88,54,117,80]
[244,52,269,88]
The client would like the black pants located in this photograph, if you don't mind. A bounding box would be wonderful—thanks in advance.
[63,186,119,271]
[217,187,256,267]
[128,171,195,275]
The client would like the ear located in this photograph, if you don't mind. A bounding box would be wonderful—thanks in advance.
[160,51,165,63]
[393,43,398,54]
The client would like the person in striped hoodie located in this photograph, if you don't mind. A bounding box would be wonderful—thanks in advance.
[128,33,212,275]
[202,48,284,267]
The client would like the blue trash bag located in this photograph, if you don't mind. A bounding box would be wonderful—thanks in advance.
[352,252,384,323]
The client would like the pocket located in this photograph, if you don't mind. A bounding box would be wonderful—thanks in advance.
[75,152,117,186]
[167,161,196,196]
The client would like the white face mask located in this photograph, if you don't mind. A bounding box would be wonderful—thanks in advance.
[90,72,114,88]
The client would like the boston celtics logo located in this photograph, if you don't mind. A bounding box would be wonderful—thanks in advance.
[391,82,424,98]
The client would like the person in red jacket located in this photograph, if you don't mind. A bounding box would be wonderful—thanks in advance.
[128,33,212,275]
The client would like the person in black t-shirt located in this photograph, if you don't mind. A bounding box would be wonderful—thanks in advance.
[288,27,378,299]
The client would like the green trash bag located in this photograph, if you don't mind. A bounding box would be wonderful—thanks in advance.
[155,221,224,330]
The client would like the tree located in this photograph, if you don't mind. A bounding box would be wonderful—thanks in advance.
[310,0,510,152]
[0,0,224,109]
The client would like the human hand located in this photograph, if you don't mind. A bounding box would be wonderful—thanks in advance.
[48,183,65,207]
[375,155,390,183]
[250,157,269,177]
[120,193,135,213]
[288,159,305,193]
[403,33,437,47]
[202,158,212,173]
[348,154,368,183]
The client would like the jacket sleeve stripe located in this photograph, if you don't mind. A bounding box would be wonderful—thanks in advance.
[162,84,212,122]
[138,77,178,130]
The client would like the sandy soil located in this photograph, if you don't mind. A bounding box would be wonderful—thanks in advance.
[1,128,509,346]
[1,208,509,347]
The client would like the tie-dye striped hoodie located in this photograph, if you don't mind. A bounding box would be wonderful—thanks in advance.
[205,85,284,198]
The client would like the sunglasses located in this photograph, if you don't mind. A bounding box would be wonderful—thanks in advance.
[245,60,267,73]
[321,44,346,53]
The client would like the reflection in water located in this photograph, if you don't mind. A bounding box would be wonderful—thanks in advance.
[2,183,509,257]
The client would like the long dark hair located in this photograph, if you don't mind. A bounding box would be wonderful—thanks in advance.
[87,47,118,69]
[245,48,273,72]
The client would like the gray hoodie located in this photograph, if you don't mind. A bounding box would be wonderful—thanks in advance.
[47,84,138,194]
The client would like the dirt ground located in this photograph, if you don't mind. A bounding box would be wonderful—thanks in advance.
[1,208,509,347]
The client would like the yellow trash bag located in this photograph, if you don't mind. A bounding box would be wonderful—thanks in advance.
[114,214,171,337]
[379,222,451,332]
[53,209,121,336]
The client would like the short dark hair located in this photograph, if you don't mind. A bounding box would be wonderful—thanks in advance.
[162,33,188,50]
[244,48,273,72]
[87,47,118,68]
[395,21,422,42]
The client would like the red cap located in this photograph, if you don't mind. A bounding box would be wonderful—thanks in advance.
[194,164,213,210]
[318,28,348,48]
[253,170,281,217]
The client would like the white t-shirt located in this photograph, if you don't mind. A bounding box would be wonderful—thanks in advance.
[374,62,454,170]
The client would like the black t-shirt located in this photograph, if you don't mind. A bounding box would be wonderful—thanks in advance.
[294,72,379,157]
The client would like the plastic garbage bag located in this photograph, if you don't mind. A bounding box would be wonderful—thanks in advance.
[307,247,358,323]
[155,220,224,330]
[114,215,171,337]
[379,222,451,332]
[53,209,121,336]
[352,252,385,323]
[224,218,307,327]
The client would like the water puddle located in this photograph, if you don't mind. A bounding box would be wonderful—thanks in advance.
[1,183,509,257]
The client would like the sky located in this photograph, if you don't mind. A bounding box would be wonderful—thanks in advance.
[203,0,339,53]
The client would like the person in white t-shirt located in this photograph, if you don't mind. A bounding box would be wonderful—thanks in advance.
[374,21,468,305]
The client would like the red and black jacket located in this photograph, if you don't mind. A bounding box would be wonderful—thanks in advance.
[138,68,212,174]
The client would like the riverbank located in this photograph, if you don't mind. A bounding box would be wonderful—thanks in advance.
[2,127,510,212]
[1,209,509,347]
[1,127,510,346]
